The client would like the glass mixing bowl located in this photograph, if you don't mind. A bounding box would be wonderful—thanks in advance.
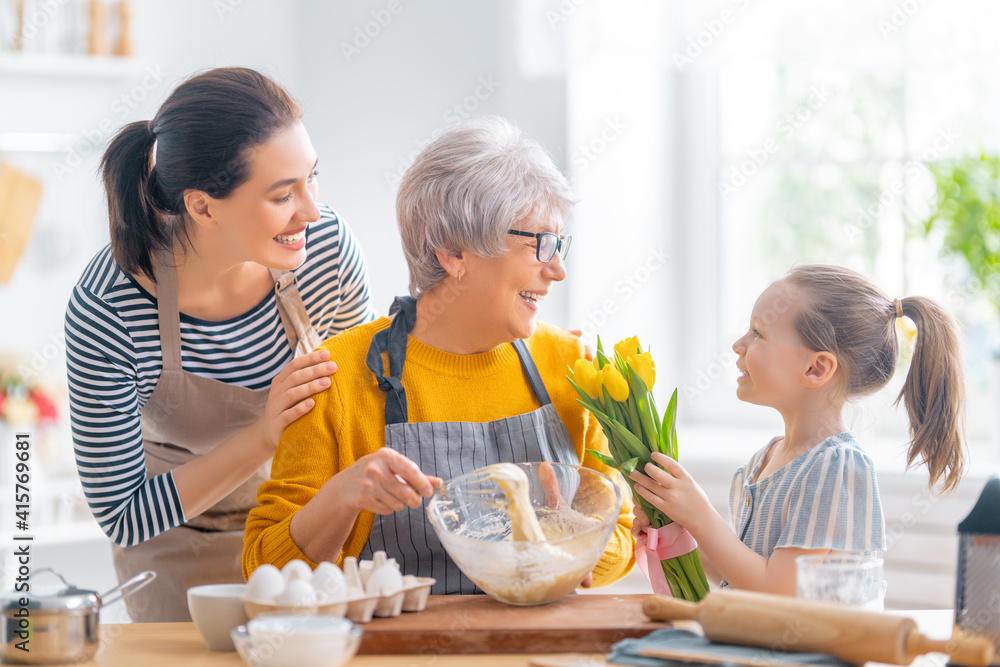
[426,461,623,605]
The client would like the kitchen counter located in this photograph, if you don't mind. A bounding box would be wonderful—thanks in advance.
[91,622,579,666]
[60,605,955,667]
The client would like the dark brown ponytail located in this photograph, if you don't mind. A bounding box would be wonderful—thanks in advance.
[100,120,164,281]
[100,67,302,281]
[895,297,967,493]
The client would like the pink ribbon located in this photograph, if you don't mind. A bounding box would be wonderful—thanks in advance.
[635,523,699,596]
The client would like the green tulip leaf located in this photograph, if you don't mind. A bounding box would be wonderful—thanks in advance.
[585,448,618,470]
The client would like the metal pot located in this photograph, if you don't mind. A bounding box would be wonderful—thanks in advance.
[0,569,155,665]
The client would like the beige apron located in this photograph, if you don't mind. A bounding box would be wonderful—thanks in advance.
[110,248,321,622]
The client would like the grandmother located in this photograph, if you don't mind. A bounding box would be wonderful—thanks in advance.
[243,116,635,593]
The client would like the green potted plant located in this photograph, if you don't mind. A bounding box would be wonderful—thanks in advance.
[919,152,1000,446]
[920,152,1000,314]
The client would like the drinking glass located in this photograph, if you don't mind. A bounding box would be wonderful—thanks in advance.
[795,554,887,611]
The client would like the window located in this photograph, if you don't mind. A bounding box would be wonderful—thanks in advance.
[552,0,1000,449]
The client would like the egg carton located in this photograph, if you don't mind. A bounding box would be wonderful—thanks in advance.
[242,552,435,624]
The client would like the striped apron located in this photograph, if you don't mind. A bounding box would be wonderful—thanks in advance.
[362,296,578,594]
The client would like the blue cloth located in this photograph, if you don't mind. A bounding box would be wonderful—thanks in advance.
[721,432,886,587]
[608,628,853,667]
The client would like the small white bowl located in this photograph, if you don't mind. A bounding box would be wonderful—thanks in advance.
[231,615,362,667]
[186,583,249,651]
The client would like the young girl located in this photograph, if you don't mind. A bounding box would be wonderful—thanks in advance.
[630,264,967,595]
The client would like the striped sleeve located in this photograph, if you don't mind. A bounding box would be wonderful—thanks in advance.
[65,280,186,547]
[328,213,377,330]
[776,443,885,553]
[297,208,377,340]
[729,464,746,530]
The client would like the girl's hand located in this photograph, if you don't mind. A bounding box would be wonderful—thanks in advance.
[631,505,651,537]
[259,349,338,449]
[629,452,714,530]
[334,449,441,515]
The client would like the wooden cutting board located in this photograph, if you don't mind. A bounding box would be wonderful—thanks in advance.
[357,594,663,655]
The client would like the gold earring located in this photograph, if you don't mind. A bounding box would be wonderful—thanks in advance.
[457,271,462,282]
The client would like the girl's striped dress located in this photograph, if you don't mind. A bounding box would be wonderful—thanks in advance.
[723,431,886,586]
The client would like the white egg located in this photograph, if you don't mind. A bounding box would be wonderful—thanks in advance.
[365,564,403,595]
[246,564,285,603]
[281,559,313,584]
[357,560,374,587]
[275,578,317,607]
[311,562,347,602]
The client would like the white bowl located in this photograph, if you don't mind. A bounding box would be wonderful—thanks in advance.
[186,583,250,651]
[231,615,363,667]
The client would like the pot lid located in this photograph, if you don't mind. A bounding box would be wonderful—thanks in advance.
[1,569,99,614]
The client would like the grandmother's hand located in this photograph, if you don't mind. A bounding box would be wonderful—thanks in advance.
[336,449,441,515]
[538,462,594,589]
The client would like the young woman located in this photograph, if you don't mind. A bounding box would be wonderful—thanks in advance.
[65,67,375,621]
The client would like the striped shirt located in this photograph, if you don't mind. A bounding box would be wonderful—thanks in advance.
[64,205,377,547]
[727,432,885,573]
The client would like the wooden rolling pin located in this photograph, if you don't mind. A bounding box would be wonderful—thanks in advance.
[643,590,995,667]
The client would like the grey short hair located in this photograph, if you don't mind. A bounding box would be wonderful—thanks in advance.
[396,115,574,297]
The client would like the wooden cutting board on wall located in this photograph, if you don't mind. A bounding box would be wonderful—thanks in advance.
[357,594,663,654]
[0,163,44,283]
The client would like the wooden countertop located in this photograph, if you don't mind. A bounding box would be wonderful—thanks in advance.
[92,622,582,666]
[62,602,955,667]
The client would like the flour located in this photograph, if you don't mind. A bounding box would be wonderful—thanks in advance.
[432,463,608,604]
[484,463,548,542]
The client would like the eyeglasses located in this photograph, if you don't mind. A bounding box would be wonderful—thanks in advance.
[507,229,572,263]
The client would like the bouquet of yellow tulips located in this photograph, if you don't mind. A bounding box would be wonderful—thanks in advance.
[567,336,709,601]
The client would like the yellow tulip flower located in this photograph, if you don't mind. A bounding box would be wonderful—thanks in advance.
[614,336,642,363]
[631,351,655,390]
[602,366,630,402]
[573,358,602,399]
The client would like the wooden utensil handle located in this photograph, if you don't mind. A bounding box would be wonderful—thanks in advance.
[642,595,700,622]
[648,590,918,665]
[907,630,996,667]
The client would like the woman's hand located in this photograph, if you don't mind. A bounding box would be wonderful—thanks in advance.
[538,462,593,588]
[629,452,714,532]
[335,449,441,515]
[289,449,441,564]
[259,349,338,449]
[566,329,595,361]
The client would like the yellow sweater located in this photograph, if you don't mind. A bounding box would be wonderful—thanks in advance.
[243,318,635,586]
